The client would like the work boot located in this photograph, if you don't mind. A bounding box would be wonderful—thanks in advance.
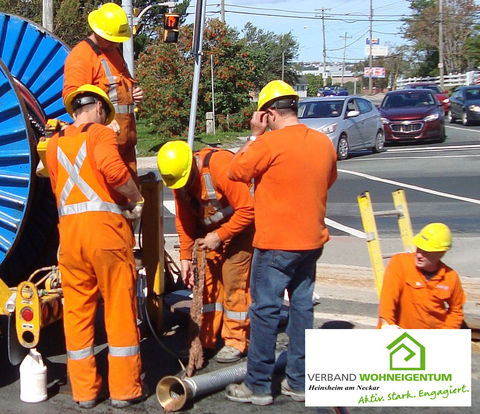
[110,395,147,408]
[77,399,98,409]
[225,382,273,405]
[110,382,149,408]
[214,345,244,363]
[76,391,107,409]
[280,378,305,402]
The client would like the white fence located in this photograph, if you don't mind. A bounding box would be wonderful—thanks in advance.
[396,71,480,89]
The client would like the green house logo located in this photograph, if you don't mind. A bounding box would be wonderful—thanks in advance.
[386,332,426,371]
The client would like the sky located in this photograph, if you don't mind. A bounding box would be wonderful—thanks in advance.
[185,0,413,63]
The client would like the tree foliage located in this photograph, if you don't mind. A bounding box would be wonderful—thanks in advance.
[305,74,323,96]
[402,0,480,74]
[240,22,299,91]
[54,0,95,47]
[136,19,256,139]
[0,0,42,23]
[464,24,480,69]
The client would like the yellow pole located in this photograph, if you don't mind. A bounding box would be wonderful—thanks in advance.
[140,175,165,332]
[392,190,415,252]
[357,192,385,296]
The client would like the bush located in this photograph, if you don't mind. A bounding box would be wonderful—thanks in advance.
[215,102,256,132]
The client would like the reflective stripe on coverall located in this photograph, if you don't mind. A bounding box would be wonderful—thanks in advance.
[199,229,253,352]
[48,125,142,402]
[197,150,252,352]
[63,38,137,181]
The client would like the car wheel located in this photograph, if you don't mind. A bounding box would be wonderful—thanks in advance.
[448,110,455,123]
[337,135,350,160]
[438,126,446,142]
[462,111,470,126]
[372,130,385,153]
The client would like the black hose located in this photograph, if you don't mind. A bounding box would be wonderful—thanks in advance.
[142,292,187,373]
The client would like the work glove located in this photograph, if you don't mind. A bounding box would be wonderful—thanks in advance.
[122,198,144,220]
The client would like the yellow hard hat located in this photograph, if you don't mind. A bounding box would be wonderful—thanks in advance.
[257,80,299,111]
[157,141,193,189]
[64,84,116,125]
[88,3,131,43]
[413,223,452,252]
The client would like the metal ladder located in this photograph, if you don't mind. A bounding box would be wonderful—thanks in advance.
[357,189,415,296]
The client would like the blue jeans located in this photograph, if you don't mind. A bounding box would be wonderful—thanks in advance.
[245,247,323,395]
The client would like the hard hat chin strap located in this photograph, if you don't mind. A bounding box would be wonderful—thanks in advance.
[269,98,298,110]
[72,96,98,111]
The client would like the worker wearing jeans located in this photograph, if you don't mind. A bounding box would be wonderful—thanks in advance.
[247,248,323,393]
[226,80,337,405]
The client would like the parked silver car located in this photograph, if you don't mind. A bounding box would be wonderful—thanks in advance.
[298,96,385,160]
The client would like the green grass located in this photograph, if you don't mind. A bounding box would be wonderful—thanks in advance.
[136,119,166,156]
[136,118,249,156]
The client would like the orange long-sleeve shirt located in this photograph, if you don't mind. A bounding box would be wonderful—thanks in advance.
[228,123,337,250]
[379,253,466,329]
[62,40,133,105]
[174,149,254,261]
[45,123,131,205]
[63,40,136,158]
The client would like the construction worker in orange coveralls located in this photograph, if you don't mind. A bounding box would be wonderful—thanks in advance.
[44,84,145,409]
[157,141,254,363]
[378,223,466,329]
[63,2,143,182]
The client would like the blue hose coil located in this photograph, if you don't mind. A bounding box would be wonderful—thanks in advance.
[0,13,69,281]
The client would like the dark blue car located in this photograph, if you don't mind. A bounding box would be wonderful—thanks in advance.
[318,86,349,97]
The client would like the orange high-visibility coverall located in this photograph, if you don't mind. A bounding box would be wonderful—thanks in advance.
[378,253,466,328]
[174,148,254,352]
[63,39,137,180]
[45,123,142,403]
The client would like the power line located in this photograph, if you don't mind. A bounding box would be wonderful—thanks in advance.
[222,9,407,23]
[327,30,369,52]
[224,3,408,18]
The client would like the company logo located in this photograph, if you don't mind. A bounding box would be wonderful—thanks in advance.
[387,333,425,371]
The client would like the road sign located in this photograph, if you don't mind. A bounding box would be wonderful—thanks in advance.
[364,67,386,78]
[365,45,389,56]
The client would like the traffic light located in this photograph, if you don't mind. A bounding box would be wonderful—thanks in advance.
[163,13,180,43]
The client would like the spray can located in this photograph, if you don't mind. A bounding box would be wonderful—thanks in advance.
[19,348,47,403]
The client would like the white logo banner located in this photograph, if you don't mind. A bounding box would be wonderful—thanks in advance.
[305,329,471,407]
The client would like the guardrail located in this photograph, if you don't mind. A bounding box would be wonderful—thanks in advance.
[396,71,480,89]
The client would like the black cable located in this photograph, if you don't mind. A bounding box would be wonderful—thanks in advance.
[142,291,187,373]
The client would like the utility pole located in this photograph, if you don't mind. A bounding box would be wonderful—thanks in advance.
[340,32,351,86]
[438,0,445,90]
[281,51,285,81]
[42,0,54,31]
[315,8,330,81]
[220,0,225,23]
[369,0,373,95]
[122,0,135,76]
[188,0,207,148]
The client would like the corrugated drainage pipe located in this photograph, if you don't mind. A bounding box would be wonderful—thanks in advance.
[157,350,287,412]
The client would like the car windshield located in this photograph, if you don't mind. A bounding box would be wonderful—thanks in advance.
[298,100,344,118]
[464,89,480,100]
[410,85,442,94]
[382,92,435,109]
